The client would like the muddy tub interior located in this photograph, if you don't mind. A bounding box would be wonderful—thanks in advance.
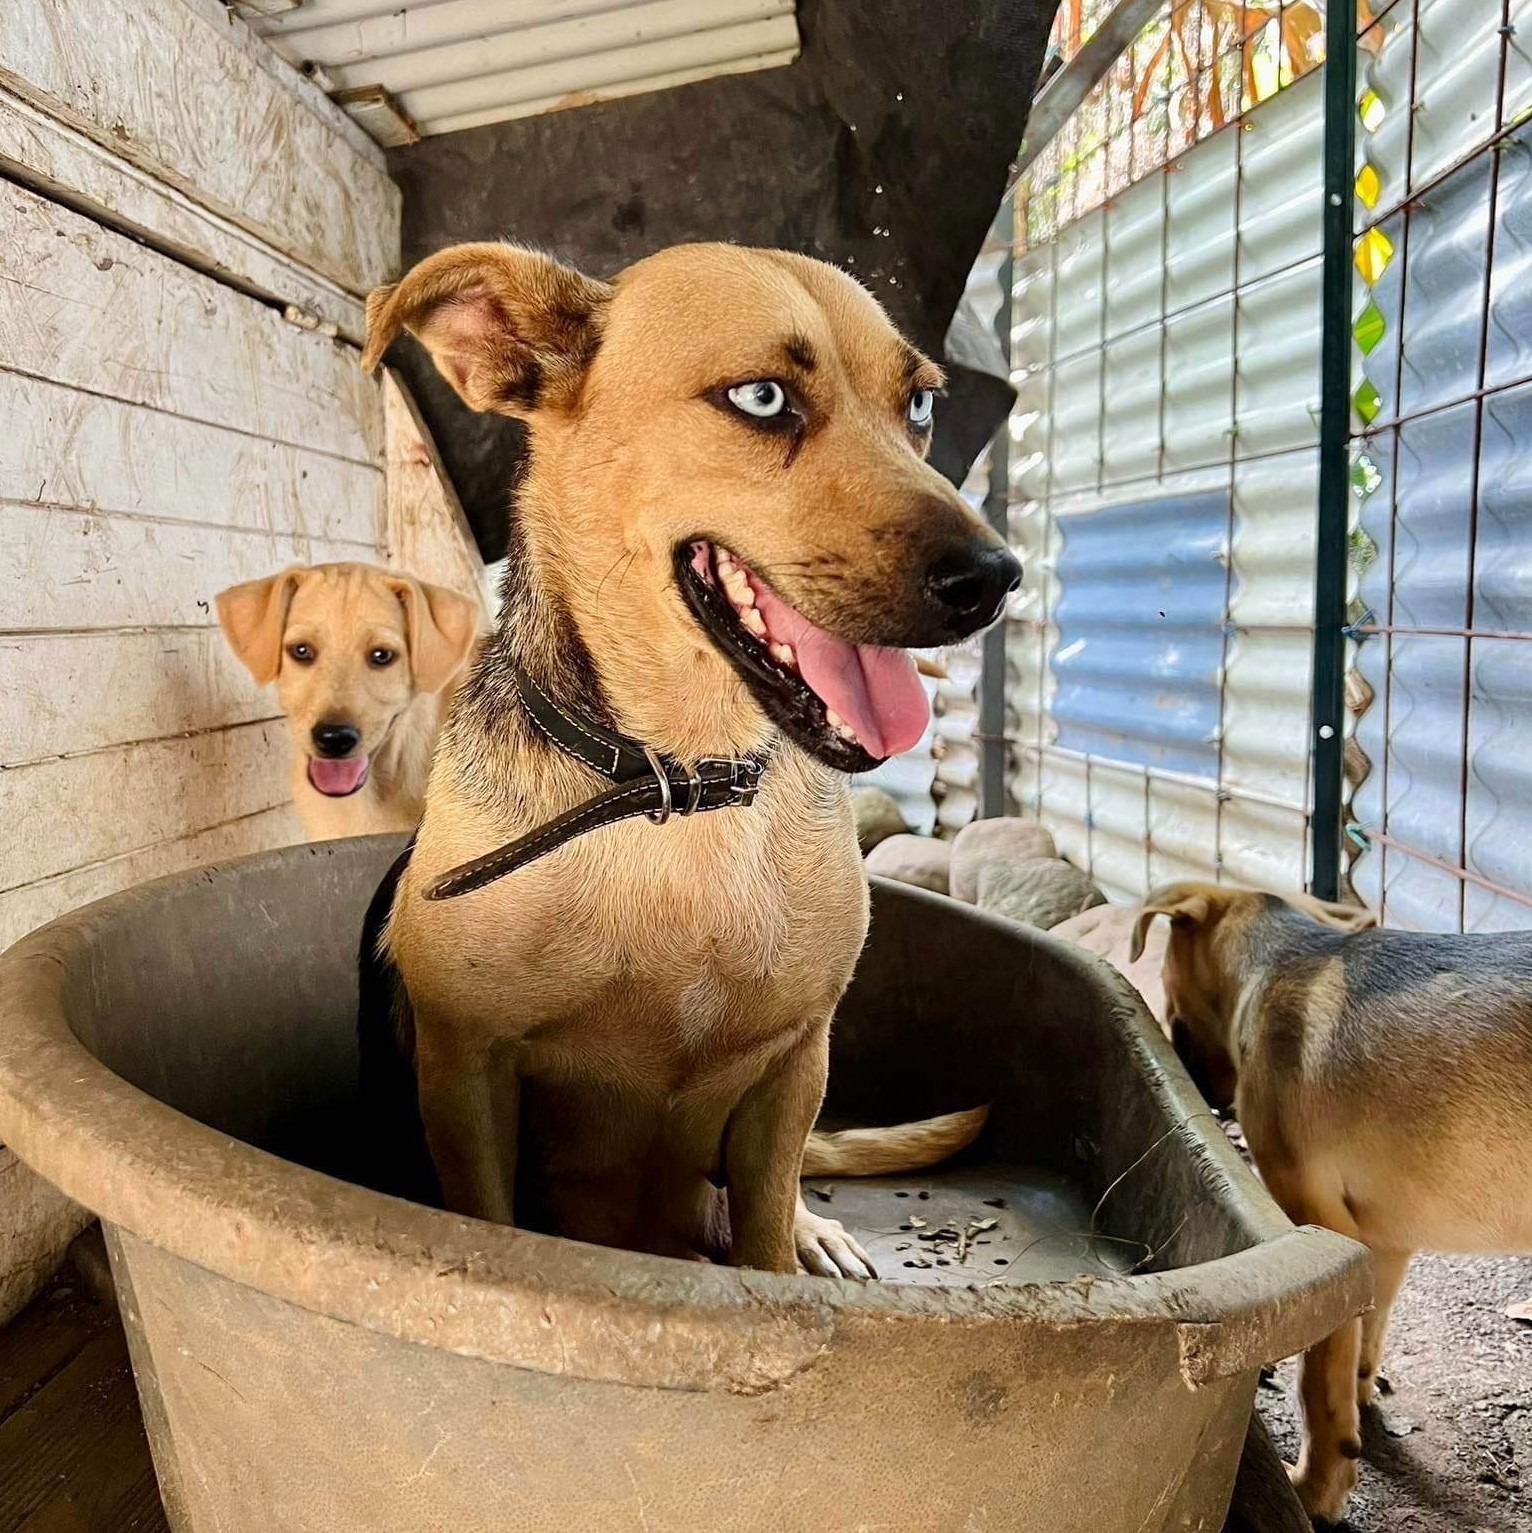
[0,835,1366,1532]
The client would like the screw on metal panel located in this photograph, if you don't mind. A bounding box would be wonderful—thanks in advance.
[1319,724,1336,740]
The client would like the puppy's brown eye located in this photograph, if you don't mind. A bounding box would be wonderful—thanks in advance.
[287,642,315,664]
[368,647,397,668]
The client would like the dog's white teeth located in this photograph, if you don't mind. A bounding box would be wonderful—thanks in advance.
[769,642,797,669]
[825,709,857,742]
[740,606,767,638]
[722,567,754,609]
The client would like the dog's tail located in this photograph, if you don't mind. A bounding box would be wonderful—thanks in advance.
[800,1105,989,1178]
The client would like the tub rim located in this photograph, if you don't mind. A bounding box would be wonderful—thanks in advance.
[0,839,1369,1393]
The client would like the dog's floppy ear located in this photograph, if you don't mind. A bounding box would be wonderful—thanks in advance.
[385,575,480,694]
[1283,891,1379,932]
[361,243,613,418]
[1129,884,1214,963]
[216,568,305,686]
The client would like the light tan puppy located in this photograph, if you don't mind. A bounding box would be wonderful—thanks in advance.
[358,241,1018,1276]
[1132,882,1532,1525]
[218,563,479,841]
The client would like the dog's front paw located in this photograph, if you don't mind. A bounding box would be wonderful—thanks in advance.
[1287,1453,1358,1526]
[795,1206,876,1280]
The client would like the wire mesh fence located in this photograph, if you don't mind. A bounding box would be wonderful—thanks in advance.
[1347,0,1532,931]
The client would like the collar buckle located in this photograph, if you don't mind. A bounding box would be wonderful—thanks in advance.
[698,756,762,809]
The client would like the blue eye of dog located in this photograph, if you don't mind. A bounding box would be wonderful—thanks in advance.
[908,388,935,429]
[728,380,787,419]
[288,642,315,664]
[368,647,397,668]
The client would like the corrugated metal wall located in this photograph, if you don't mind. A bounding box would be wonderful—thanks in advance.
[1008,61,1323,902]
[254,0,800,139]
[854,235,1007,837]
[1348,0,1532,931]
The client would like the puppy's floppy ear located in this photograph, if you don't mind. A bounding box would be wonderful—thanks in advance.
[1284,892,1379,932]
[216,568,304,686]
[1129,884,1214,963]
[361,243,613,418]
[384,575,480,694]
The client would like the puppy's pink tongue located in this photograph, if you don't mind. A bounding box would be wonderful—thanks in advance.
[307,755,369,796]
[751,585,929,759]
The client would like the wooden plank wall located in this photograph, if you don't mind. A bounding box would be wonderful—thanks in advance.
[0,0,484,1323]
[0,175,387,950]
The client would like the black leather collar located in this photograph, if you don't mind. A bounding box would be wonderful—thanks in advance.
[424,660,765,900]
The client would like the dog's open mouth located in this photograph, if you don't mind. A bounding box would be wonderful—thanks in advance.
[307,755,371,797]
[675,539,929,770]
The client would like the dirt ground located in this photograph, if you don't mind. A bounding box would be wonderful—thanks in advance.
[1257,1251,1532,1532]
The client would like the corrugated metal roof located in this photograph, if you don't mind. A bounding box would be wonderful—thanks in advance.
[253,0,800,141]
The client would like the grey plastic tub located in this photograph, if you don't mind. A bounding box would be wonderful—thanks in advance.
[0,835,1366,1532]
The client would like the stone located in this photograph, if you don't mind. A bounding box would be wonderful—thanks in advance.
[1048,903,1168,1025]
[865,833,951,895]
[851,786,907,854]
[974,857,1104,932]
[949,817,1060,903]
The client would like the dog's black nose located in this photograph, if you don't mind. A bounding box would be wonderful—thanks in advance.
[312,723,361,758]
[923,544,1023,635]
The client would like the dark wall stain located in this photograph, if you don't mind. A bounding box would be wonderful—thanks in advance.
[385,0,1054,560]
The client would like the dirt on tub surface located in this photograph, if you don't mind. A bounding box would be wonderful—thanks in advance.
[1257,1251,1532,1532]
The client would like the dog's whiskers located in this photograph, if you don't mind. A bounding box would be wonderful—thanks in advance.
[594,549,639,603]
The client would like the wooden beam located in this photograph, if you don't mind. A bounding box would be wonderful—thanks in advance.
[383,371,491,622]
[0,86,366,340]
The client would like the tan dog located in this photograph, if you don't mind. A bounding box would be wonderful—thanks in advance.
[1131,882,1532,1524]
[217,563,479,841]
[357,240,1019,1277]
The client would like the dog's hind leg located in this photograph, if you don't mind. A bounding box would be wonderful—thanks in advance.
[416,1016,519,1225]
[1357,1247,1411,1405]
[357,843,441,1206]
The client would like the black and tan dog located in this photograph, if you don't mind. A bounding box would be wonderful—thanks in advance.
[356,241,1017,1278]
[1131,882,1532,1524]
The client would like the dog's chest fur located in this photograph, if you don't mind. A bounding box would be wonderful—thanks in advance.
[395,744,867,1091]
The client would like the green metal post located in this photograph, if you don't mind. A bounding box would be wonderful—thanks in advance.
[1309,0,1358,900]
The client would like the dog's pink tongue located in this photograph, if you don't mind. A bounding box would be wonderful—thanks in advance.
[307,755,369,796]
[752,584,929,759]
